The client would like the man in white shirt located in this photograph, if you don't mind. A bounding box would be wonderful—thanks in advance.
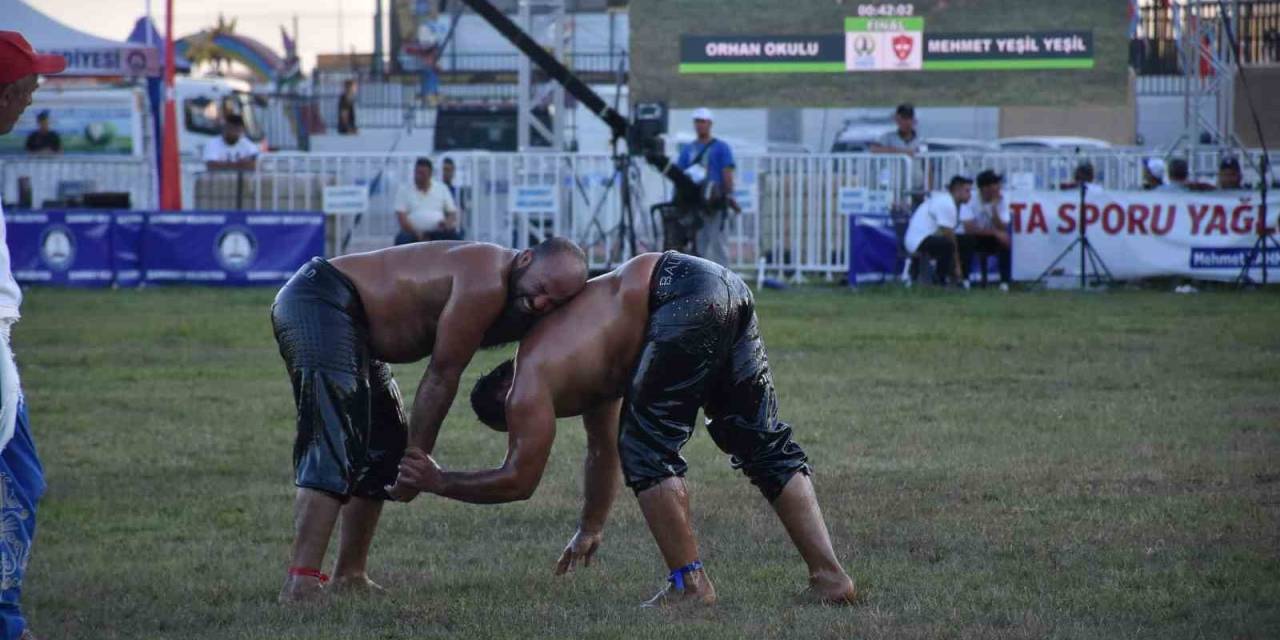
[0,30,64,640]
[394,157,461,245]
[203,113,259,171]
[957,169,1012,288]
[904,175,971,285]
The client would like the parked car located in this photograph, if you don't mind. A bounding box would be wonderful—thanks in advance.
[996,136,1113,151]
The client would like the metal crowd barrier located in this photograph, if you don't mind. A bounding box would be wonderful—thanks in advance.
[3,147,1268,280]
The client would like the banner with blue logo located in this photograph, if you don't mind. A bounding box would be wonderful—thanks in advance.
[8,211,116,287]
[142,212,324,285]
[5,210,324,287]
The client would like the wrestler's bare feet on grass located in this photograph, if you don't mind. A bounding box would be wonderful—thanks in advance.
[797,570,858,605]
[640,570,717,609]
[330,574,387,596]
[278,575,327,604]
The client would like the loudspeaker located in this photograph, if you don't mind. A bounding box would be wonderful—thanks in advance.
[628,100,667,157]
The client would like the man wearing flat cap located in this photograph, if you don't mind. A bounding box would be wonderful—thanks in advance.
[0,30,67,640]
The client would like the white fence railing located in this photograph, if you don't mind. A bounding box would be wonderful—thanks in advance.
[2,148,1269,280]
[254,151,915,277]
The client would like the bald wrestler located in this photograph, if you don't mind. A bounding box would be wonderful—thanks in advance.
[270,239,587,602]
[393,251,856,606]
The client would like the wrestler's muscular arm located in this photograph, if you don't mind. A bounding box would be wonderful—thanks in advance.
[555,399,623,575]
[386,262,507,501]
[396,370,557,504]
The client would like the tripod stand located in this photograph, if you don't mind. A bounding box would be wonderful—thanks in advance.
[579,140,642,268]
[1035,182,1114,289]
[1234,153,1276,286]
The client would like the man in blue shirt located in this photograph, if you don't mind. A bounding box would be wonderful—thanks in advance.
[676,108,737,267]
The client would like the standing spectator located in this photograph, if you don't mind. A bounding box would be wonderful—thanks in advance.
[23,110,60,155]
[1217,157,1244,190]
[1158,158,1190,191]
[394,157,461,244]
[676,108,737,267]
[957,170,1012,290]
[871,103,923,156]
[1142,158,1165,190]
[441,157,466,236]
[337,79,358,135]
[0,30,65,640]
[441,157,459,203]
[203,114,259,171]
[872,103,927,198]
[870,104,921,156]
[905,175,971,286]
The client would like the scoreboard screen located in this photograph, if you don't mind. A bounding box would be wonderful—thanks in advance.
[630,0,1128,107]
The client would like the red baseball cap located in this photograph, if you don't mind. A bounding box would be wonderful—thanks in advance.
[0,32,67,84]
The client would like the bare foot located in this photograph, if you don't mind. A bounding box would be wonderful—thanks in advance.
[640,569,717,608]
[278,574,327,604]
[797,571,858,605]
[19,629,39,640]
[330,574,387,596]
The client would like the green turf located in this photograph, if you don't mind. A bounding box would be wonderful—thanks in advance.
[15,285,1280,639]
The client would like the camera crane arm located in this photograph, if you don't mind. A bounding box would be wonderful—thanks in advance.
[456,0,700,199]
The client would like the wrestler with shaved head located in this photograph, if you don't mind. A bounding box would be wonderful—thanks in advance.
[394,251,856,606]
[271,239,588,602]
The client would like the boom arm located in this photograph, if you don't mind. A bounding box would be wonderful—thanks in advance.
[457,0,700,199]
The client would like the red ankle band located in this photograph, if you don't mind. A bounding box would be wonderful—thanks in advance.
[288,567,330,584]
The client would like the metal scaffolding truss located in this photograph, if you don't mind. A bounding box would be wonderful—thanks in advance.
[516,0,568,151]
[1172,0,1241,152]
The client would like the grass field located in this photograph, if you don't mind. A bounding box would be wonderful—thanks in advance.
[15,286,1280,639]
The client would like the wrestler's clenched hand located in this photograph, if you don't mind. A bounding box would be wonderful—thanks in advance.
[388,447,445,498]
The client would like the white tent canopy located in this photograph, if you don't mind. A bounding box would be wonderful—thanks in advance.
[4,0,158,76]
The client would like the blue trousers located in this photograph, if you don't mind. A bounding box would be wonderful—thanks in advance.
[0,400,43,640]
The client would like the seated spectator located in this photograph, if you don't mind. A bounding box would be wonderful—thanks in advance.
[203,114,259,171]
[1218,156,1244,190]
[24,110,60,154]
[957,170,1011,290]
[1142,158,1165,190]
[904,175,971,286]
[1157,158,1190,191]
[394,157,461,245]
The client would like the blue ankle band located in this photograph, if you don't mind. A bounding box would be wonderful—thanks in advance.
[667,560,703,591]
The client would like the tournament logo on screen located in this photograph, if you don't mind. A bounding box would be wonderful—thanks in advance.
[39,226,75,272]
[215,226,258,272]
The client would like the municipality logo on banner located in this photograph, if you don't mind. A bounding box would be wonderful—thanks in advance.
[40,226,75,272]
[215,226,258,272]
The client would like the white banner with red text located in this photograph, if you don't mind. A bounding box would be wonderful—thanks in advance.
[1009,190,1279,282]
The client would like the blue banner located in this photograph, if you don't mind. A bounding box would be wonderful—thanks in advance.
[5,210,325,287]
[112,213,146,288]
[8,210,116,287]
[848,214,901,286]
[142,211,324,285]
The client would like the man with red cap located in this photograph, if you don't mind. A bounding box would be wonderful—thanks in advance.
[0,31,66,640]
